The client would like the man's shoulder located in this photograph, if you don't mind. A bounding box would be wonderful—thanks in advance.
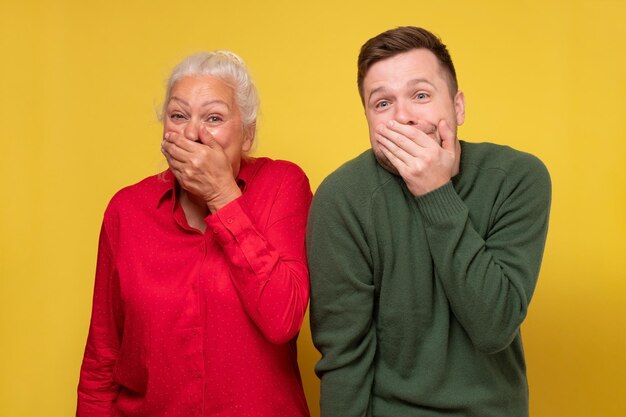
[461,141,549,179]
[311,149,394,217]
[317,149,391,195]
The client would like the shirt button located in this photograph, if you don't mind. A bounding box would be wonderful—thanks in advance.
[226,218,233,224]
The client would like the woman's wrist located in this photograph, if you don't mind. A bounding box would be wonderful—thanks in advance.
[206,186,242,214]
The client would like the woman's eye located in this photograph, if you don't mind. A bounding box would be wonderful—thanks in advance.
[207,115,223,123]
[416,92,429,100]
[170,113,185,120]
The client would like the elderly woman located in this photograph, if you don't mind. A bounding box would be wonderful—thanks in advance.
[77,51,311,417]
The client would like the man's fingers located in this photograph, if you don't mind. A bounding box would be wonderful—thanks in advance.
[376,134,414,165]
[385,120,438,147]
[438,119,457,152]
[378,142,405,171]
[437,119,461,178]
[376,125,423,157]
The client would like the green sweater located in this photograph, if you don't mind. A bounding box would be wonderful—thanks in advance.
[307,141,551,417]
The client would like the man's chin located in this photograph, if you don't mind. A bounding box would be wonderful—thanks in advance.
[373,150,400,176]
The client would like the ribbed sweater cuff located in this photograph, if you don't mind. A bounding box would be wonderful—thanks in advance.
[415,182,466,226]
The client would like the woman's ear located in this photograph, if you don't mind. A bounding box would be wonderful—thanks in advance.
[242,122,256,153]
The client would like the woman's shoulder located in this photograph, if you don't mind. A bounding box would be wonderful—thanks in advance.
[242,156,309,183]
[106,171,172,212]
[245,156,306,172]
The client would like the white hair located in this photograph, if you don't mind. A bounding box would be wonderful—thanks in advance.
[162,51,259,132]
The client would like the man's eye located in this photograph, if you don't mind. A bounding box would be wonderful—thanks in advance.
[416,92,429,100]
[375,101,390,109]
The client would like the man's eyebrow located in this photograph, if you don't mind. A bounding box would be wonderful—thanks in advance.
[367,86,387,102]
[407,78,436,89]
[367,78,437,102]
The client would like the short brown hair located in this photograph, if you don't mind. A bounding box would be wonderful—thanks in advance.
[357,26,458,102]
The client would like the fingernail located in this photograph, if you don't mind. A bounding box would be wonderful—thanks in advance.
[387,120,395,127]
[164,132,170,139]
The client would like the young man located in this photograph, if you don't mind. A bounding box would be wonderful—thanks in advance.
[307,26,551,417]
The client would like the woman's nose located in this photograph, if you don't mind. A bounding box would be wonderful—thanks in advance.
[183,121,201,141]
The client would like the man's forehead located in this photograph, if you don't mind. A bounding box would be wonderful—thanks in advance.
[366,50,440,78]
[363,49,449,94]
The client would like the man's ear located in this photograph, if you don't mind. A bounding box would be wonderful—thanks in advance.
[454,91,465,126]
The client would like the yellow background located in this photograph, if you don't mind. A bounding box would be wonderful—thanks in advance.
[1,0,625,416]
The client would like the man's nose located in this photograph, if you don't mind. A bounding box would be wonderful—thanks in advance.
[394,101,416,125]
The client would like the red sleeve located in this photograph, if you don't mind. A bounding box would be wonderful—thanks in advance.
[77,217,122,416]
[206,163,312,344]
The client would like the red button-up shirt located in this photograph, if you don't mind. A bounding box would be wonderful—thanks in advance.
[77,157,312,417]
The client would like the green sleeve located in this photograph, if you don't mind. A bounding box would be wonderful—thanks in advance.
[307,179,376,417]
[416,155,551,353]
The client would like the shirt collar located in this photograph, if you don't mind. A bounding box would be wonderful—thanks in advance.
[155,157,254,209]
[236,156,254,192]
[156,169,176,209]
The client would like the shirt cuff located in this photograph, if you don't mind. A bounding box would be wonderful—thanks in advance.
[415,182,467,226]
[204,197,252,245]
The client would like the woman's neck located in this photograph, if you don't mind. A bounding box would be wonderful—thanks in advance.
[180,191,209,233]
